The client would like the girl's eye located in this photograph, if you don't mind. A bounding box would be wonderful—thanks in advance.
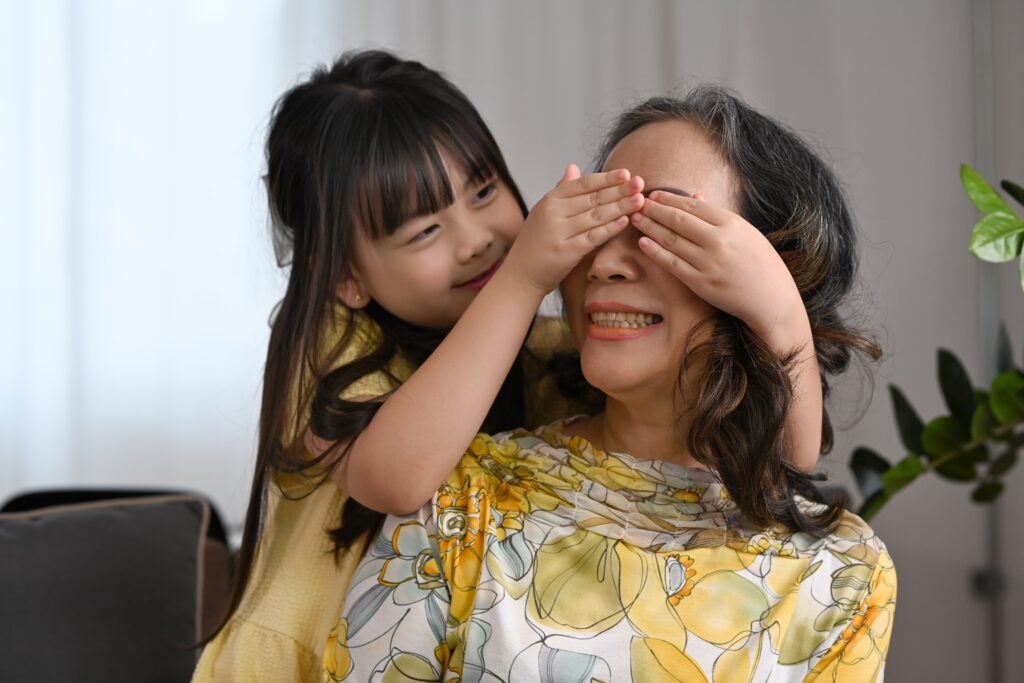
[408,224,440,244]
[474,182,498,203]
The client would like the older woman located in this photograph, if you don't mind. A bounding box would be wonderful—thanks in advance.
[324,87,895,682]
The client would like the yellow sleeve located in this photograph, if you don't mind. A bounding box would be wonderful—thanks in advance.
[193,306,411,682]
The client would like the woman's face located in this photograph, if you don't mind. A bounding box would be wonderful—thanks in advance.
[561,118,738,400]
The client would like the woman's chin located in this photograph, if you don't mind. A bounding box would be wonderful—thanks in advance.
[581,359,654,400]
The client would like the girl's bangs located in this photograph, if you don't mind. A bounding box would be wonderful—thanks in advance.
[352,103,502,240]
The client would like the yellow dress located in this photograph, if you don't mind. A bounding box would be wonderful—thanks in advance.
[192,313,586,682]
[325,420,896,682]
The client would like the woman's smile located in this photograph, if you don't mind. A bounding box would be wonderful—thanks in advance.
[585,301,663,340]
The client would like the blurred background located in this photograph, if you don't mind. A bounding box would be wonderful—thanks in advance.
[2,0,1022,679]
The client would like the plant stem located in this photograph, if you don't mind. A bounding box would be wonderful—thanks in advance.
[924,419,1024,471]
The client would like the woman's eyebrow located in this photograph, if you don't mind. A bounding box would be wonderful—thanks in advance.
[643,186,692,198]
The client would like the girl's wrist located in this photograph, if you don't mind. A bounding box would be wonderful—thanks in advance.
[747,298,813,353]
[488,260,550,306]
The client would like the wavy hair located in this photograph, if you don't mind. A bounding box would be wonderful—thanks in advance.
[210,50,528,641]
[589,86,880,535]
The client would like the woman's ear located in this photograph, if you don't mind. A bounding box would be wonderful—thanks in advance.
[336,274,370,309]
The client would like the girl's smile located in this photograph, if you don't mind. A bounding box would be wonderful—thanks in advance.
[454,256,505,291]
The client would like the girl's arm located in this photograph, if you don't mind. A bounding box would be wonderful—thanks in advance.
[332,167,645,514]
[630,191,822,471]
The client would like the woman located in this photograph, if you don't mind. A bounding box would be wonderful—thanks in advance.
[325,86,894,682]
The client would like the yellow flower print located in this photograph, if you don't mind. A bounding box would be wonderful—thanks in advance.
[809,552,897,680]
[744,532,797,558]
[375,522,446,606]
[322,619,352,682]
[671,488,702,503]
[435,481,488,623]
[665,554,697,606]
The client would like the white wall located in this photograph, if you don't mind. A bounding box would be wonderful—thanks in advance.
[3,1,1020,680]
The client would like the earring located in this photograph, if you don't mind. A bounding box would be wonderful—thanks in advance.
[353,294,361,303]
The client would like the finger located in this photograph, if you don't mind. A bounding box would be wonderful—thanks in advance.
[565,175,644,219]
[639,196,714,247]
[647,190,732,226]
[630,212,703,267]
[552,168,631,198]
[559,163,581,185]
[637,235,702,283]
[568,191,644,235]
[569,215,631,250]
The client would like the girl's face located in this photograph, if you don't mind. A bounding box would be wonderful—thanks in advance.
[345,160,524,328]
[560,119,737,401]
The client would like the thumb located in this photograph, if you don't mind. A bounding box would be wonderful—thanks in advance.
[559,163,581,184]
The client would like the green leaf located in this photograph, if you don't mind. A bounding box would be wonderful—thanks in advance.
[882,454,925,496]
[934,451,979,481]
[961,164,1013,214]
[921,416,969,459]
[800,560,823,582]
[971,402,993,441]
[969,211,1024,263]
[1019,248,1024,294]
[850,447,891,500]
[889,385,924,454]
[938,349,976,424]
[990,450,1018,477]
[857,490,889,522]
[1002,179,1024,209]
[972,481,1004,503]
[996,324,1014,374]
[989,371,1024,424]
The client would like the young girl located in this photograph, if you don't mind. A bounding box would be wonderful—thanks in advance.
[194,52,823,680]
[193,49,641,681]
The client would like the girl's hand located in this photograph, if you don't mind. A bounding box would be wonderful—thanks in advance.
[504,165,644,294]
[632,191,805,341]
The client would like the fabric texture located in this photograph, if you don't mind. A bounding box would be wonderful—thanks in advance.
[193,311,583,682]
[326,420,897,682]
[0,495,211,683]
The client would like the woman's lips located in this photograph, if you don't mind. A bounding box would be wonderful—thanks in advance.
[585,301,663,341]
[455,258,503,291]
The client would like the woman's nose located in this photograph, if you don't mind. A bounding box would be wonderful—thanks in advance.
[455,222,494,264]
[587,227,641,282]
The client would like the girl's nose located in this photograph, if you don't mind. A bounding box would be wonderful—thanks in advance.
[587,227,641,282]
[456,222,494,264]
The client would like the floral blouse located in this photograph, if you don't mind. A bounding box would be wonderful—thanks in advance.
[323,420,896,682]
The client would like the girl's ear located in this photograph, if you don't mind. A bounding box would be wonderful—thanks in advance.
[336,274,370,309]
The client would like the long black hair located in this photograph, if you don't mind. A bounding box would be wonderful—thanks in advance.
[211,49,528,641]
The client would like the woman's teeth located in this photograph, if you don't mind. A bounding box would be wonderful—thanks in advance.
[589,311,662,328]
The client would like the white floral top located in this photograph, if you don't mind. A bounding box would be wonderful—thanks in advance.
[324,420,896,682]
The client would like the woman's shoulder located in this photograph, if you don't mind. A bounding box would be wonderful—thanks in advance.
[785,500,894,568]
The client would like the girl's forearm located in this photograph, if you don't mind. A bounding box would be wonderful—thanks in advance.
[336,267,547,514]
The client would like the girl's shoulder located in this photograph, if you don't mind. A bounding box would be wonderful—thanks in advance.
[324,306,415,398]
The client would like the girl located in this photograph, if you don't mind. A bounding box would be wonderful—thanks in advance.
[326,86,891,681]
[194,49,641,681]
